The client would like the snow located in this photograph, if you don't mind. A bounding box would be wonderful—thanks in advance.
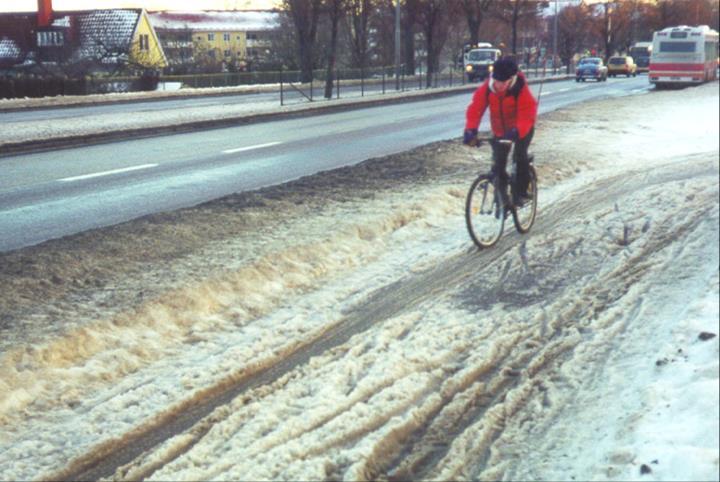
[0,81,718,480]
[0,38,21,58]
[0,82,476,146]
[148,11,281,32]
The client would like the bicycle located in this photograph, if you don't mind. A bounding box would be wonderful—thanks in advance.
[465,137,538,249]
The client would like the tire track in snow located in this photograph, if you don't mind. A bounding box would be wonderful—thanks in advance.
[457,178,717,479]
[51,241,514,481]
[53,156,718,481]
[361,158,719,480]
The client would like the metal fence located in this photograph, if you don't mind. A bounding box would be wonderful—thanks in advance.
[1,61,575,101]
[277,65,468,105]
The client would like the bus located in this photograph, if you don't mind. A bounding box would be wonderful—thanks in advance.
[629,41,652,72]
[649,25,719,86]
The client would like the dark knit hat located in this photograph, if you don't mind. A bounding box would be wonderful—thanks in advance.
[492,57,519,81]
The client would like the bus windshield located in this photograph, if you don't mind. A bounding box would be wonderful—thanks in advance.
[660,41,696,53]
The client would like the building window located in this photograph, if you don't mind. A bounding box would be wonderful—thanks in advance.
[197,36,202,41]
[224,33,231,42]
[37,30,64,47]
[224,49,231,57]
[208,33,215,41]
[139,34,150,51]
[247,33,258,40]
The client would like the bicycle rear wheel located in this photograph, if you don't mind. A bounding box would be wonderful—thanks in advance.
[512,165,538,233]
[465,174,505,249]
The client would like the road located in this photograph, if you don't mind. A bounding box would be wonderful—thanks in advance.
[0,81,716,481]
[0,76,651,252]
[0,68,558,121]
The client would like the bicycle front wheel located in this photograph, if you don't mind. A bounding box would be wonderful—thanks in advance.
[465,174,505,249]
[512,165,538,234]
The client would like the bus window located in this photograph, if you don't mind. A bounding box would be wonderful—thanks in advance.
[660,41,695,52]
[706,41,718,59]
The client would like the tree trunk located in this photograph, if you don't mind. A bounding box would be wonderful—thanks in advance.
[511,1,519,54]
[463,0,492,46]
[425,22,434,87]
[403,0,418,75]
[286,0,321,83]
[348,0,370,69]
[324,0,343,99]
[464,0,480,45]
[604,2,612,61]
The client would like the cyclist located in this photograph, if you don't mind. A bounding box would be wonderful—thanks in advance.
[463,56,538,205]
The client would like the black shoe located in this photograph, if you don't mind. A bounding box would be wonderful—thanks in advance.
[513,191,530,207]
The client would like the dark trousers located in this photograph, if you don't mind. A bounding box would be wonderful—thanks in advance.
[491,127,534,196]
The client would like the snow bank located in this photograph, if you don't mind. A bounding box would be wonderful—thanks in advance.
[0,82,717,481]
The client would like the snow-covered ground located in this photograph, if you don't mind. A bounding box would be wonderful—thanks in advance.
[0,81,473,146]
[0,74,568,147]
[0,82,717,481]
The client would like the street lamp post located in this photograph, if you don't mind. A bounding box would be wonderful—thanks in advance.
[395,0,401,90]
[553,0,558,74]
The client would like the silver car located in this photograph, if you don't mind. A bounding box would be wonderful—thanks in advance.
[575,57,608,82]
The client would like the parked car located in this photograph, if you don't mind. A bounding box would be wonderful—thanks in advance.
[575,57,608,82]
[608,56,637,77]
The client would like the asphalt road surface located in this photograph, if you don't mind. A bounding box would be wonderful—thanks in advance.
[0,76,651,252]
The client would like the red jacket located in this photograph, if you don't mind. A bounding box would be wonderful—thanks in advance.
[465,72,537,139]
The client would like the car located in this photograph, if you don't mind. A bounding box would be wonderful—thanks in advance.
[575,57,608,82]
[607,55,637,77]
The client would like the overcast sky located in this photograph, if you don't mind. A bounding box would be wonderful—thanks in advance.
[0,0,281,12]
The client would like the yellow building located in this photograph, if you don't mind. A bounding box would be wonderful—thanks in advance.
[69,9,168,71]
[150,11,280,71]
[193,29,247,66]
[128,10,168,70]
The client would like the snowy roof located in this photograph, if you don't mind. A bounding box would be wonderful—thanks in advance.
[0,9,143,68]
[0,14,34,67]
[0,38,21,59]
[61,10,142,61]
[148,11,280,32]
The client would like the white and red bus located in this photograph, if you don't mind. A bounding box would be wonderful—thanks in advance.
[649,25,719,86]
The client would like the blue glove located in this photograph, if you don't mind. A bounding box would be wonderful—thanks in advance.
[463,128,478,145]
[502,128,519,141]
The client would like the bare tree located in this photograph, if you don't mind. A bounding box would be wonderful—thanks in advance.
[588,1,632,60]
[461,0,494,46]
[417,0,460,86]
[323,0,346,98]
[557,3,592,70]
[385,0,421,75]
[346,0,373,69]
[492,0,546,55]
[612,0,644,53]
[418,0,442,85]
[656,0,717,28]
[628,0,661,43]
[600,1,614,60]
[284,0,323,82]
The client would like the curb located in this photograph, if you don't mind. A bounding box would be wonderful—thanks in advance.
[0,75,572,157]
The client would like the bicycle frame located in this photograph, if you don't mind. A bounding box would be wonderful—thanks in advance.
[464,136,537,248]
